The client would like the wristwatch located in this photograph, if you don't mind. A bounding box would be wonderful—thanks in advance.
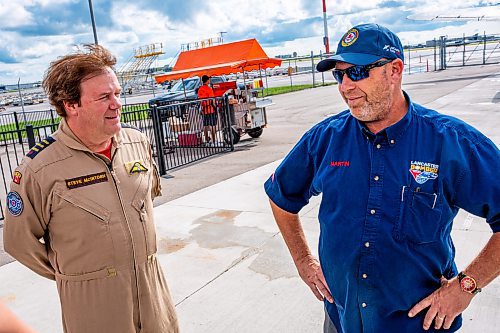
[457,272,481,295]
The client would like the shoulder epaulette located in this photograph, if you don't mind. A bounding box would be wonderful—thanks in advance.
[26,136,56,159]
[121,122,142,132]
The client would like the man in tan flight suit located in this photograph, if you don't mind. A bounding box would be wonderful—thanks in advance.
[3,44,179,333]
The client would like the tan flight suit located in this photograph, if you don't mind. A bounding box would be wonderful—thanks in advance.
[3,119,179,333]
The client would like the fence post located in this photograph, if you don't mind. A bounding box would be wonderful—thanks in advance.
[50,109,58,133]
[462,33,466,66]
[224,95,234,152]
[483,31,486,65]
[320,51,325,85]
[433,38,437,71]
[26,124,35,148]
[439,36,446,70]
[311,51,315,87]
[151,105,166,175]
[13,112,23,144]
[407,44,411,74]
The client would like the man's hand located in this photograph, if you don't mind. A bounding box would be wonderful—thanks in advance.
[408,276,474,330]
[295,255,333,303]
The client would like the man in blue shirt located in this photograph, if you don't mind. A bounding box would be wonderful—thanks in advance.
[264,23,499,332]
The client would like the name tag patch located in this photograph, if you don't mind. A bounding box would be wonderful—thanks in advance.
[7,191,23,216]
[66,172,108,189]
[125,160,148,174]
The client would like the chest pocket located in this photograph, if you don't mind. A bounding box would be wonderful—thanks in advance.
[131,168,157,256]
[395,186,443,245]
[51,187,114,274]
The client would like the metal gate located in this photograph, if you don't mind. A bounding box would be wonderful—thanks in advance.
[437,33,500,70]
[150,96,234,174]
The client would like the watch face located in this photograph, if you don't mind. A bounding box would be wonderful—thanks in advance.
[461,276,477,293]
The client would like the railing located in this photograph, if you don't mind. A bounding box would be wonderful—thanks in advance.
[150,96,233,173]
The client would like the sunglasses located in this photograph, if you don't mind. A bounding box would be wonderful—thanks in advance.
[332,59,393,84]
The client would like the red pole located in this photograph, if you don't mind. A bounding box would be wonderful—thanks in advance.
[426,59,429,72]
[322,0,330,54]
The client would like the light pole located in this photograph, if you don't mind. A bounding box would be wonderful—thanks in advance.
[322,0,330,54]
[88,0,98,44]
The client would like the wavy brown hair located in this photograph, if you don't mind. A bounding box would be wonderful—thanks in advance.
[42,44,117,117]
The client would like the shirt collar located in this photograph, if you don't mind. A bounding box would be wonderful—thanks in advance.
[358,90,413,144]
[55,118,123,152]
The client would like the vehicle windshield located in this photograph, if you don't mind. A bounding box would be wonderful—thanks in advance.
[170,77,200,92]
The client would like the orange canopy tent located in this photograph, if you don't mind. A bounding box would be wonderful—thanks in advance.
[154,39,282,83]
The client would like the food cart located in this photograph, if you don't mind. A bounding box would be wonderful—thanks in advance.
[220,80,273,144]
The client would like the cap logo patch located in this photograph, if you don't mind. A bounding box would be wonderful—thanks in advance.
[383,44,401,56]
[66,172,108,189]
[409,161,439,184]
[7,191,23,216]
[341,29,359,47]
[13,171,22,184]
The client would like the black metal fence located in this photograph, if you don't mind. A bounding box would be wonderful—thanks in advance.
[0,97,234,222]
[151,96,234,173]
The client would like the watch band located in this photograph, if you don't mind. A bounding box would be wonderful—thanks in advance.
[458,272,481,295]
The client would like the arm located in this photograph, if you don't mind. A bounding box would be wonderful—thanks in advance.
[269,199,333,303]
[3,166,55,280]
[409,138,500,330]
[147,140,162,199]
[0,302,37,333]
[409,232,499,330]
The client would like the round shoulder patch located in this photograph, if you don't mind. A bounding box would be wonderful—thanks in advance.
[341,28,359,47]
[7,191,24,216]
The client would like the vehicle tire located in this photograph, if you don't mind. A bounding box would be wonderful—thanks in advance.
[223,127,240,145]
[247,127,263,138]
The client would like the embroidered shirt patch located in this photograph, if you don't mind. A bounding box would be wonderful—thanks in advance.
[125,161,148,174]
[66,172,108,189]
[7,191,23,216]
[409,161,439,184]
[26,137,55,159]
[13,171,22,184]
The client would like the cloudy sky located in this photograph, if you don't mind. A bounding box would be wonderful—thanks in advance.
[0,0,499,85]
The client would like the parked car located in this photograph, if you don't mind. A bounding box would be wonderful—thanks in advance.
[148,76,232,120]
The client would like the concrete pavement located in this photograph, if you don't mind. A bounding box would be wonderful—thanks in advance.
[1,67,499,332]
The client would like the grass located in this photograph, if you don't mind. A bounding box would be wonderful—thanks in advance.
[261,82,336,97]
[0,118,61,141]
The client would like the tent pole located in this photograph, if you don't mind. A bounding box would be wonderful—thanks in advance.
[242,70,248,103]
[258,64,264,97]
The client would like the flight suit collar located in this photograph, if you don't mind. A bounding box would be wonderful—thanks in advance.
[56,118,124,152]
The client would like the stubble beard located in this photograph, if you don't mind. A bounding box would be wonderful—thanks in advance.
[350,75,392,124]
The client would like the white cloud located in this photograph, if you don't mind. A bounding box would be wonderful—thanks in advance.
[0,0,498,84]
[0,1,34,28]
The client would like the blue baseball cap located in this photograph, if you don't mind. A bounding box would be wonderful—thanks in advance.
[317,23,404,72]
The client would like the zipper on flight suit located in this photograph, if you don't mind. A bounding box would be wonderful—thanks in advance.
[97,148,143,328]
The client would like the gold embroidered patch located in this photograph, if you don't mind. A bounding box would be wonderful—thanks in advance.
[125,160,148,174]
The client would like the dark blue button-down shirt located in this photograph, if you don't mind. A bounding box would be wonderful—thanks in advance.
[264,92,499,333]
